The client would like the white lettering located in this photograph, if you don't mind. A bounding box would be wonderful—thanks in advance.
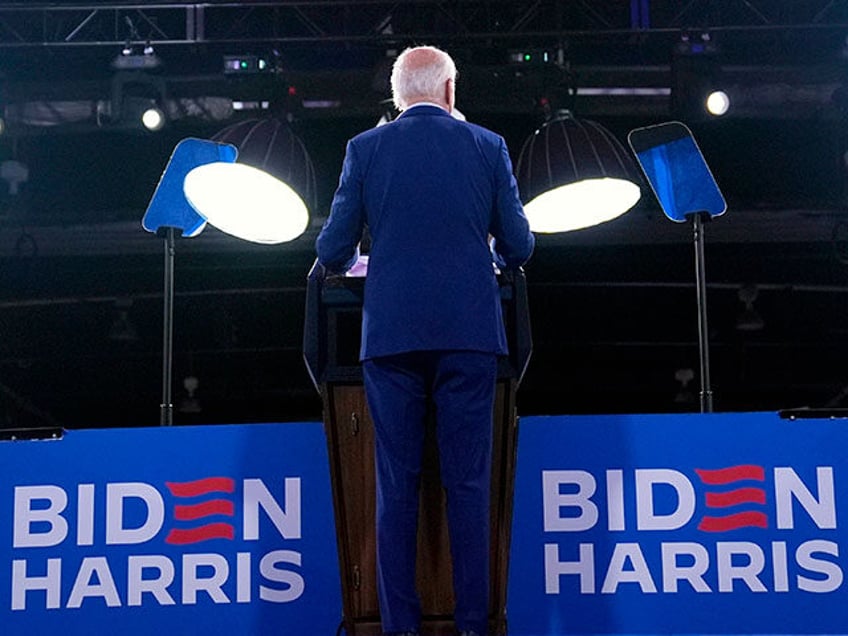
[259,550,305,603]
[796,540,843,593]
[772,541,789,592]
[602,543,657,593]
[106,483,164,545]
[67,557,121,608]
[606,470,625,531]
[717,542,767,592]
[77,485,95,547]
[636,469,695,531]
[182,553,230,604]
[13,486,68,548]
[775,467,836,530]
[542,471,598,532]
[544,542,595,594]
[237,552,251,603]
[127,555,176,606]
[244,478,302,540]
[661,542,711,592]
[11,558,61,610]
[11,550,309,610]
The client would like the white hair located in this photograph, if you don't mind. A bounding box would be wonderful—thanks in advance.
[390,46,457,111]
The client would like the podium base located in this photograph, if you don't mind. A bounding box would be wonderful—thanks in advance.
[340,616,504,635]
[323,381,516,636]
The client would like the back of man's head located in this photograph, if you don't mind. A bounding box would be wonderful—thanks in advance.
[391,46,457,111]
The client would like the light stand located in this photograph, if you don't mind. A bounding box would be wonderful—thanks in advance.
[143,133,312,426]
[690,211,713,413]
[142,139,238,426]
[160,226,176,425]
[628,121,727,414]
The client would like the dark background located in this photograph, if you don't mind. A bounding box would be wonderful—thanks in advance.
[2,1,848,430]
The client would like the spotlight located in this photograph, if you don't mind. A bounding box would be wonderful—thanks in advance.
[507,49,553,65]
[705,90,730,116]
[112,48,162,70]
[672,31,725,122]
[113,16,161,70]
[223,55,270,74]
[676,31,718,57]
[141,106,165,131]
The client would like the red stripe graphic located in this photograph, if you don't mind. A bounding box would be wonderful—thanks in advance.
[174,499,234,521]
[165,523,235,545]
[705,487,766,508]
[695,465,765,485]
[698,511,768,532]
[166,477,235,498]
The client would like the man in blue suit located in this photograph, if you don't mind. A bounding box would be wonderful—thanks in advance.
[316,45,534,636]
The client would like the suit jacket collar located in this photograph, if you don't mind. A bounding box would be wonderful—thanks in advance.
[398,104,451,119]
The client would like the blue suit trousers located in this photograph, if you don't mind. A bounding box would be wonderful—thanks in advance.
[363,350,497,636]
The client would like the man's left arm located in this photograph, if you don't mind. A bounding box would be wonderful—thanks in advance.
[316,140,365,274]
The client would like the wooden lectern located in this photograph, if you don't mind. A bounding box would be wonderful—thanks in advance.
[304,261,531,635]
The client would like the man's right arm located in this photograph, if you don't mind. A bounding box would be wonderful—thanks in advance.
[490,137,534,269]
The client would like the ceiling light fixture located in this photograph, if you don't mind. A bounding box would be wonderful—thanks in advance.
[705,90,731,116]
[141,105,165,131]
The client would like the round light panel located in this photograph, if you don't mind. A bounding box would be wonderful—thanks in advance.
[183,162,309,244]
[524,177,641,233]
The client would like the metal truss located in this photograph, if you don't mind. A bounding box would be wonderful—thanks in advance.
[0,0,844,132]
[0,1,846,49]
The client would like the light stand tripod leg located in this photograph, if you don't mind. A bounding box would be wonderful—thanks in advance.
[160,227,175,426]
[692,213,714,413]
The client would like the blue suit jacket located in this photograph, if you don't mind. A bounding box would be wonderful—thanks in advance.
[316,105,534,360]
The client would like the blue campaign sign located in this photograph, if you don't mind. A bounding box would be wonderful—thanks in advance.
[0,422,341,636]
[508,412,847,635]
